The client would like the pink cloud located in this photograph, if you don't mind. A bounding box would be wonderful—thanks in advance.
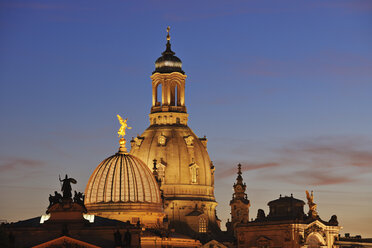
[218,135,372,186]
[0,157,45,173]
[215,162,279,179]
[277,169,356,186]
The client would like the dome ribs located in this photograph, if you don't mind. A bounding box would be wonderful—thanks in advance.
[126,155,138,202]
[88,155,108,203]
[96,155,113,203]
[110,155,119,202]
[119,155,123,202]
[85,156,106,204]
[103,156,117,202]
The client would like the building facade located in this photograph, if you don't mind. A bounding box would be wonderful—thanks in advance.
[229,165,342,248]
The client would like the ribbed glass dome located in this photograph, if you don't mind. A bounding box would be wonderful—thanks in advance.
[85,153,161,204]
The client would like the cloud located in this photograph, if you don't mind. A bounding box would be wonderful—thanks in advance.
[216,135,372,186]
[274,169,356,186]
[215,161,279,179]
[279,136,372,170]
[0,157,45,173]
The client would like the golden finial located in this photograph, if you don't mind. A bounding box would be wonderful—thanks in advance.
[166,26,170,41]
[117,114,132,153]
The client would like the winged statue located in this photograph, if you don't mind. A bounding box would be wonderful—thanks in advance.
[117,114,132,138]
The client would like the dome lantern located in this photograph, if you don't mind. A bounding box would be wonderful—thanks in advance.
[153,26,184,75]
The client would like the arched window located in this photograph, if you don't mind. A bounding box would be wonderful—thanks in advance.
[189,163,199,184]
[175,84,179,106]
[307,234,322,248]
[176,117,180,124]
[199,217,207,233]
[156,83,162,106]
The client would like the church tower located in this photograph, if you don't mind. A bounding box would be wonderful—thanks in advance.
[130,27,219,235]
[227,164,250,233]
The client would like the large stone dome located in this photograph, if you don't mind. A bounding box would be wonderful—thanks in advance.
[85,146,165,227]
[130,125,214,191]
[130,124,218,231]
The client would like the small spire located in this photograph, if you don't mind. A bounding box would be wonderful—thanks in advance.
[166,26,170,41]
[163,26,175,56]
[235,163,244,187]
[238,164,242,176]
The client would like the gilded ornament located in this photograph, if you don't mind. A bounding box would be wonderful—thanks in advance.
[117,114,132,138]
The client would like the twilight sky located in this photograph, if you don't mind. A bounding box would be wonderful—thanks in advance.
[1,0,372,236]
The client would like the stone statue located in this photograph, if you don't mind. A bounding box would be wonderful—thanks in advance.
[123,229,132,248]
[54,191,62,202]
[59,175,77,199]
[48,194,54,207]
[306,190,318,218]
[117,115,132,138]
[48,191,62,207]
[256,209,266,220]
[329,215,338,225]
[114,230,122,247]
[73,190,84,205]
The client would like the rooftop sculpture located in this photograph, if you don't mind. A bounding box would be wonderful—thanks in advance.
[306,190,318,218]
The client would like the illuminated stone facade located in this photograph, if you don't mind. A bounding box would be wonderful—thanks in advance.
[130,32,219,234]
[231,172,341,248]
[236,219,341,248]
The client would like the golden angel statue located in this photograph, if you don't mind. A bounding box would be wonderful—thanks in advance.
[306,190,318,218]
[117,114,132,138]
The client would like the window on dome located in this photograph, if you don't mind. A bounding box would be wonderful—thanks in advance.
[190,163,199,184]
[157,163,166,183]
[199,217,207,233]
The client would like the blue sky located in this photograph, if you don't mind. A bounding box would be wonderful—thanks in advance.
[0,0,371,236]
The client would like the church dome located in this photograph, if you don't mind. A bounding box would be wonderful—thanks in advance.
[266,195,305,221]
[85,139,165,227]
[85,153,161,204]
[130,125,215,200]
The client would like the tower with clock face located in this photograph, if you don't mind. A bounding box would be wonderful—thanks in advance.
[228,164,250,233]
